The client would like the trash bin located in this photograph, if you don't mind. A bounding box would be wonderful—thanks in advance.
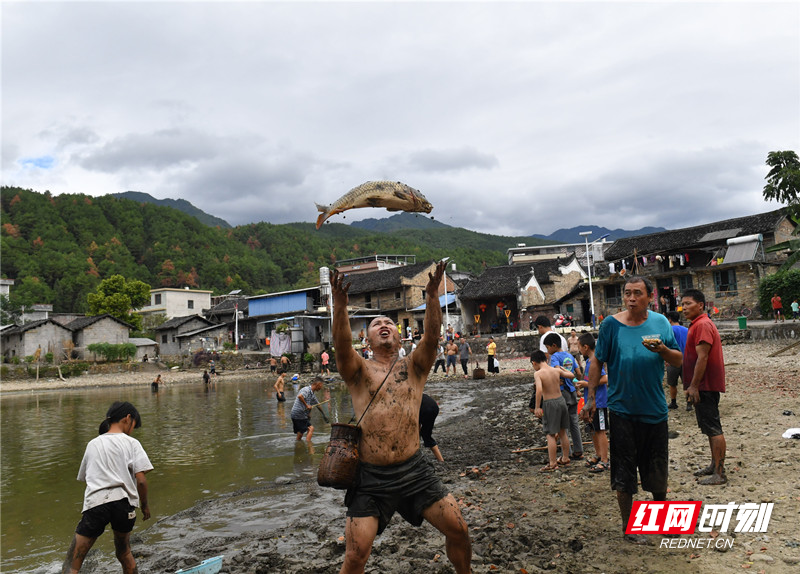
[737,316,747,330]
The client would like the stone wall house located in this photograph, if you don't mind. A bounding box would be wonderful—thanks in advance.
[176,324,230,354]
[129,337,158,361]
[342,261,439,337]
[204,298,260,350]
[459,255,586,334]
[597,208,796,318]
[154,315,221,356]
[66,314,133,359]
[1,319,73,361]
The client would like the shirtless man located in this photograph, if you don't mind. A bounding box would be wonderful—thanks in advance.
[331,261,471,574]
[445,339,459,376]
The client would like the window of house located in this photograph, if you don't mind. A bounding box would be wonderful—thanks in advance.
[188,300,194,309]
[172,335,176,343]
[678,275,693,293]
[605,284,622,307]
[154,294,162,305]
[713,269,737,297]
[395,291,401,300]
[161,334,168,344]
[566,303,574,313]
[364,294,372,309]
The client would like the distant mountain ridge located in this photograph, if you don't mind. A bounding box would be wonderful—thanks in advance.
[110,191,232,228]
[350,212,452,232]
[532,225,667,243]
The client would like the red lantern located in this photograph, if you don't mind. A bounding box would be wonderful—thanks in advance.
[497,302,505,309]
[479,304,487,313]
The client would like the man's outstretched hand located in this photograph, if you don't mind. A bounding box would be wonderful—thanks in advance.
[427,260,446,296]
[331,269,351,307]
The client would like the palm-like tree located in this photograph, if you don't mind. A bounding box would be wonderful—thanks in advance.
[763,151,800,270]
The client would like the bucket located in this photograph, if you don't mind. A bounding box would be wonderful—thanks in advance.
[737,316,747,330]
[317,423,361,489]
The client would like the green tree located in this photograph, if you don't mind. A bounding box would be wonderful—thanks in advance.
[86,274,150,330]
[763,151,800,270]
[763,150,800,218]
[0,294,23,324]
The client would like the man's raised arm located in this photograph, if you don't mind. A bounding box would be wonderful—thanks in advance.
[331,270,363,383]
[412,261,446,375]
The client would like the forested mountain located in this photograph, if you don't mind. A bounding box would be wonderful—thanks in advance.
[0,187,547,314]
[351,212,452,232]
[110,191,232,228]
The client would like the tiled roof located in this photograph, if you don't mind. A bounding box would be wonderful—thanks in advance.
[155,315,215,331]
[342,261,435,295]
[460,256,577,299]
[65,314,135,331]
[604,209,791,260]
[2,319,72,335]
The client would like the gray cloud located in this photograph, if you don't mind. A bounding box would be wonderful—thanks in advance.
[1,1,797,236]
[404,147,499,173]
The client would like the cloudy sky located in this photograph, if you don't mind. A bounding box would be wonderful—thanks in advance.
[2,0,798,238]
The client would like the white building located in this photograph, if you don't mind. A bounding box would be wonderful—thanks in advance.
[139,287,213,320]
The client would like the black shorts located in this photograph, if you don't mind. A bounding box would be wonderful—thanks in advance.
[292,417,310,434]
[345,450,449,535]
[609,411,668,495]
[276,391,286,402]
[76,498,136,538]
[587,407,609,432]
[665,364,682,387]
[694,391,723,437]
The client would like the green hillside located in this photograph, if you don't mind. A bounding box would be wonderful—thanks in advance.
[1,187,544,315]
[111,191,232,228]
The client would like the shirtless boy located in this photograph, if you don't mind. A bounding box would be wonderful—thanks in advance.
[273,369,286,402]
[330,262,471,574]
[530,350,571,472]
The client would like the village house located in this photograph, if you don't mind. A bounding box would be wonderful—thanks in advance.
[1,318,73,361]
[342,260,441,338]
[247,286,327,356]
[65,314,133,359]
[129,337,158,362]
[204,297,260,349]
[154,315,225,356]
[458,255,586,334]
[138,287,213,320]
[593,209,796,318]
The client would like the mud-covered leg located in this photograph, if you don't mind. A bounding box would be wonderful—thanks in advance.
[340,515,379,574]
[423,494,472,574]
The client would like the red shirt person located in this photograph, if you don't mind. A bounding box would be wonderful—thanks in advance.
[681,289,727,486]
[771,294,784,322]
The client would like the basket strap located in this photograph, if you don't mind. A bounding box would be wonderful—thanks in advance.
[355,355,399,428]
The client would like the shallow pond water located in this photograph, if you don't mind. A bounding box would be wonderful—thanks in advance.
[0,377,351,573]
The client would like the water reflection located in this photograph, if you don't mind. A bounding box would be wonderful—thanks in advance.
[0,377,353,573]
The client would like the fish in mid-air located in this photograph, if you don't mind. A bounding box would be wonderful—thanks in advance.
[315,181,433,229]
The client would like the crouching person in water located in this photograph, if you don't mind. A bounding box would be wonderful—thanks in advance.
[63,401,153,574]
[331,262,471,574]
